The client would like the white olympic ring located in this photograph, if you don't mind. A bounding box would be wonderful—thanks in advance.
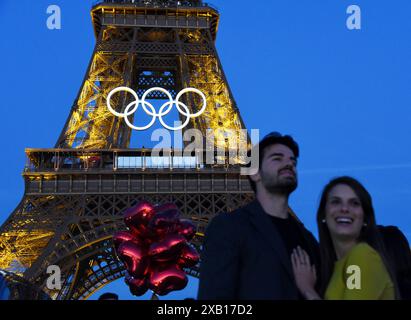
[106,86,207,131]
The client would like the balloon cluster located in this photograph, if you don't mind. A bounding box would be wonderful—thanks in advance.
[113,201,199,296]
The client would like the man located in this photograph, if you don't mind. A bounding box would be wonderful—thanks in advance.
[198,132,320,300]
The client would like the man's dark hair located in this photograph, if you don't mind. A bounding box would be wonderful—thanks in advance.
[98,292,119,300]
[247,132,299,193]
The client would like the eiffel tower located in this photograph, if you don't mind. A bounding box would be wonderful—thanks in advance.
[0,0,253,300]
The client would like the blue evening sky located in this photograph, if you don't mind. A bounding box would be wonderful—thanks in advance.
[0,0,410,300]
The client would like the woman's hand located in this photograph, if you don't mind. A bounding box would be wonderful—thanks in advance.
[291,246,321,300]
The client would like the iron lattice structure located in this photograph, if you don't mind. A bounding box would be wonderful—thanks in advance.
[0,0,253,300]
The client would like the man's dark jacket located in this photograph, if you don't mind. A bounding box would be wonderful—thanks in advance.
[198,199,320,300]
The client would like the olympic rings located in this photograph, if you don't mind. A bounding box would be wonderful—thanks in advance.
[106,86,207,131]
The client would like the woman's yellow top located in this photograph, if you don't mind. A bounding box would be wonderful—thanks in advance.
[325,242,395,300]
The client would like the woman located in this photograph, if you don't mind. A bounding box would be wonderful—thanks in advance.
[291,176,399,300]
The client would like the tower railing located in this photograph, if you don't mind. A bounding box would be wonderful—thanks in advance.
[24,148,247,173]
[92,0,219,11]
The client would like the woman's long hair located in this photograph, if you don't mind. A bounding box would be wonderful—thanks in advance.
[316,176,400,298]
[379,226,411,299]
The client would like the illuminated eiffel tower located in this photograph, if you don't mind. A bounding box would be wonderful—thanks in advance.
[0,0,253,299]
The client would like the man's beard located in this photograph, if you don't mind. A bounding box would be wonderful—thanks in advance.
[261,171,298,195]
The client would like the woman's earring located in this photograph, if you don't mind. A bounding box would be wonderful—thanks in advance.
[363,222,368,227]
[321,219,326,223]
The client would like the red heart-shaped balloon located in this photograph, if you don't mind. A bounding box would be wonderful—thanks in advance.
[149,264,188,296]
[113,231,135,251]
[176,219,196,241]
[149,208,180,237]
[148,234,186,263]
[117,241,149,278]
[124,201,156,236]
[177,243,200,268]
[125,274,149,296]
[130,223,158,243]
[117,201,199,297]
